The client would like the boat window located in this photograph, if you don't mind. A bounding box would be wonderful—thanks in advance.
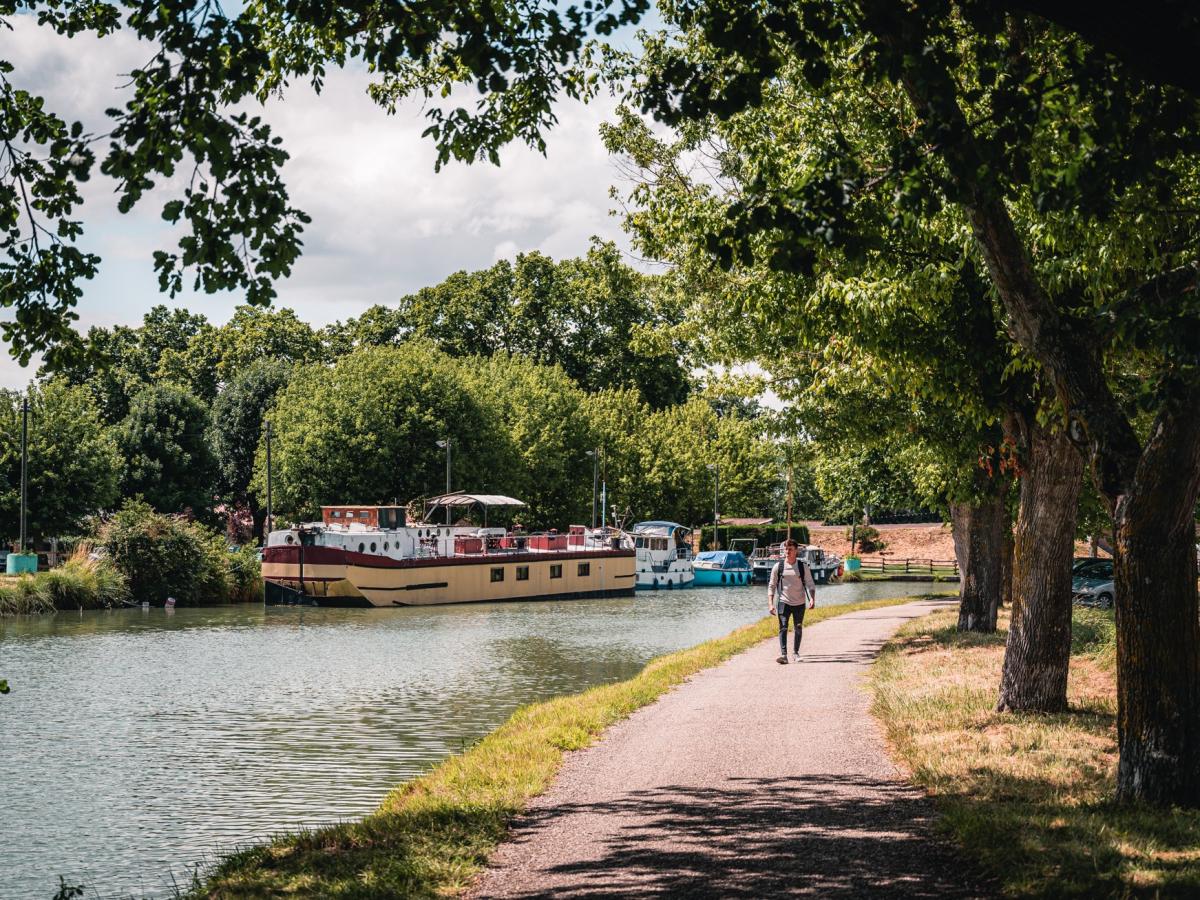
[491,567,505,583]
[383,542,389,551]
[285,535,294,544]
[370,542,377,552]
[635,537,645,548]
[358,543,365,553]
[550,564,563,579]
[578,562,590,577]
[332,511,341,518]
[360,511,369,518]
[516,565,529,581]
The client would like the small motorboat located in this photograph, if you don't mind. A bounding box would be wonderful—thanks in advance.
[751,543,843,584]
[693,550,753,586]
[631,521,695,589]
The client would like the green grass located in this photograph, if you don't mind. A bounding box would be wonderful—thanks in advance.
[193,596,920,899]
[0,554,130,615]
[871,606,1200,897]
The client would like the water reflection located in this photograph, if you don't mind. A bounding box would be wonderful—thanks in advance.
[0,580,947,898]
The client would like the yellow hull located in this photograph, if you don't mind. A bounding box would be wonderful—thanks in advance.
[263,546,636,607]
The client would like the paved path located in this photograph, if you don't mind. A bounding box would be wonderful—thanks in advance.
[472,598,992,898]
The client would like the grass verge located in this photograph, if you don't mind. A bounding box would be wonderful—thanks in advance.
[871,606,1200,897]
[194,596,919,899]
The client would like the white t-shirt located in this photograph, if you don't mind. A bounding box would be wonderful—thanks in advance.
[770,559,815,606]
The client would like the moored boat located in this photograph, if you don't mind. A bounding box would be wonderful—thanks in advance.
[750,543,844,584]
[262,493,636,607]
[631,521,695,589]
[693,549,753,586]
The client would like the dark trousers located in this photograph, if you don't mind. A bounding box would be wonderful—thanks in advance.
[778,602,807,655]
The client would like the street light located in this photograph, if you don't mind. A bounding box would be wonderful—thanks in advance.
[435,438,452,525]
[585,448,600,529]
[706,463,719,550]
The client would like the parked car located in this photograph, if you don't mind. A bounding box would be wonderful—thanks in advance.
[1072,557,1115,608]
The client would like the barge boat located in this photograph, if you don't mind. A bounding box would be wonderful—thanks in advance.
[262,493,636,607]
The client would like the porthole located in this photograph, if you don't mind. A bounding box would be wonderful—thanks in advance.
[285,535,294,544]
[370,542,377,552]
[358,543,365,553]
[383,542,389,551]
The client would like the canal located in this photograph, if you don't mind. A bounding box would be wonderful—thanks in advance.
[0,580,948,898]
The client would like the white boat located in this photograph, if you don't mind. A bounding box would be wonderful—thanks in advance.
[630,521,695,589]
[750,543,843,584]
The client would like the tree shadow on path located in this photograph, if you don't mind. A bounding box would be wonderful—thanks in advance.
[490,773,994,898]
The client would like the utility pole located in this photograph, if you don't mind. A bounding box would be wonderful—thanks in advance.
[587,448,599,529]
[785,464,793,542]
[19,393,28,554]
[264,419,273,539]
[436,439,452,524]
[707,463,719,550]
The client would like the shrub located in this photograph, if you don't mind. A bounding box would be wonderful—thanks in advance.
[846,524,885,553]
[98,500,241,605]
[36,550,131,610]
[227,544,263,603]
[0,576,53,615]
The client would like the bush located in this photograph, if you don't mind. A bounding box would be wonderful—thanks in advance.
[846,524,885,553]
[98,500,249,606]
[0,576,53,615]
[37,553,130,610]
[227,544,263,603]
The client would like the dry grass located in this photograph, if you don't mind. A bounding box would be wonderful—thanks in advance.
[871,607,1200,897]
[193,597,918,899]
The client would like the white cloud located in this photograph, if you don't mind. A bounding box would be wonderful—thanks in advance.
[0,17,636,387]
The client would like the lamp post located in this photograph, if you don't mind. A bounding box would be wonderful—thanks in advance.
[706,463,719,550]
[264,419,273,538]
[435,439,452,524]
[586,448,599,529]
[19,393,28,554]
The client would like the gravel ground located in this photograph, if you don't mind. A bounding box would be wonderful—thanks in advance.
[471,598,994,898]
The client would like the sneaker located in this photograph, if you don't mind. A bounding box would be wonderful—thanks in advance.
[792,652,802,663]
[776,654,788,665]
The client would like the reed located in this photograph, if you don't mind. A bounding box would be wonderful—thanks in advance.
[0,547,130,615]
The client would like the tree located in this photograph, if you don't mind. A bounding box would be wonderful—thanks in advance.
[627,3,1200,805]
[0,381,120,541]
[2,0,648,366]
[255,344,517,520]
[210,357,293,539]
[115,383,217,516]
[395,245,692,407]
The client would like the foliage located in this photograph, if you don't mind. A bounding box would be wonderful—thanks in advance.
[210,357,292,518]
[227,544,264,604]
[847,525,885,554]
[98,500,233,606]
[327,242,693,409]
[0,575,54,615]
[697,523,810,552]
[256,344,516,520]
[0,380,120,543]
[35,551,130,610]
[115,383,217,517]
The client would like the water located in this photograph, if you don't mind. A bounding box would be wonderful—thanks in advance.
[0,581,944,899]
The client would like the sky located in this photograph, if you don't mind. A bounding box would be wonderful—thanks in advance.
[3,15,648,389]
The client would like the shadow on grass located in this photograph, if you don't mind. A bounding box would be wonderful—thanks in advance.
[932,770,1200,898]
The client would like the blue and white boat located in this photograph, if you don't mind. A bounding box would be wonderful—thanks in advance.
[631,521,695,589]
[693,550,753,586]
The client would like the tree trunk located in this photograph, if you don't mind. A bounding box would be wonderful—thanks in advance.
[950,496,1006,632]
[1111,410,1200,805]
[1000,525,1014,609]
[996,424,1083,712]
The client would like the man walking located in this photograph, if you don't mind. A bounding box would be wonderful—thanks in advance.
[768,539,816,664]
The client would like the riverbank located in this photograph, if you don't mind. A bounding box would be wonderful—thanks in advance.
[871,606,1200,896]
[0,556,128,615]
[192,596,921,898]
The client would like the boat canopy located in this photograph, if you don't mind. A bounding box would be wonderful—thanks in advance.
[696,550,751,569]
[424,491,526,511]
[632,520,689,535]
